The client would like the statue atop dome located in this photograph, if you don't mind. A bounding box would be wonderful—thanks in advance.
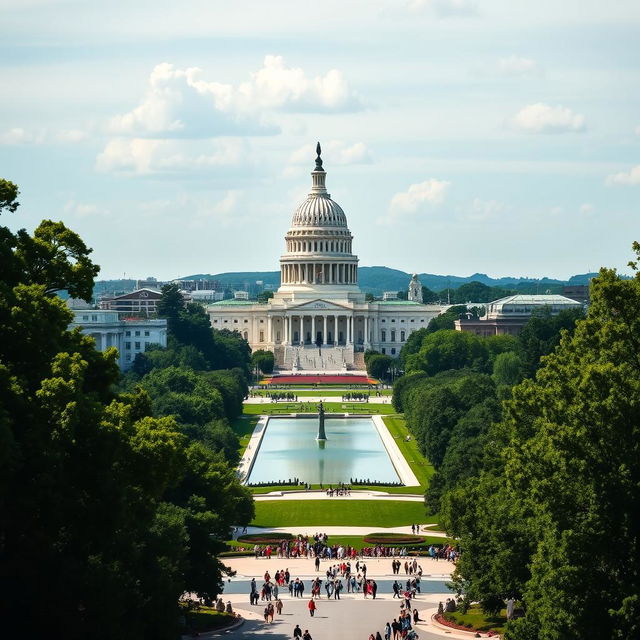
[315,141,323,171]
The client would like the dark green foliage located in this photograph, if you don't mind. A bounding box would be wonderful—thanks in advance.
[0,178,19,214]
[441,254,640,639]
[157,285,251,375]
[251,348,275,374]
[256,290,274,303]
[0,187,253,639]
[366,353,393,379]
[405,329,491,376]
[517,306,585,377]
[425,304,469,333]
[448,281,514,304]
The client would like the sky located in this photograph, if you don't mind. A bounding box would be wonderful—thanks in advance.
[1,0,640,281]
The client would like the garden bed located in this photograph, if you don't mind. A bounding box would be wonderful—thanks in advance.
[236,532,294,544]
[363,533,426,544]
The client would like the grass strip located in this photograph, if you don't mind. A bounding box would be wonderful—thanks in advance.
[251,499,437,528]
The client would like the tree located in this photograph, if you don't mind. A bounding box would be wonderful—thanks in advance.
[426,304,469,333]
[492,351,522,386]
[366,354,393,380]
[405,329,490,376]
[251,349,275,374]
[422,285,439,303]
[365,292,375,302]
[257,290,274,303]
[0,184,253,639]
[443,250,640,638]
[0,178,19,213]
[517,306,585,377]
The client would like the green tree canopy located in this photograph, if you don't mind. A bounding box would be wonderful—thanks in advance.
[251,348,275,374]
[366,353,393,380]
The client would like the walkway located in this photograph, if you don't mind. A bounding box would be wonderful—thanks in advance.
[252,490,423,501]
[236,524,447,538]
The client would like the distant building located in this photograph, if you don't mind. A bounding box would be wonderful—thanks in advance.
[454,294,583,336]
[175,278,221,292]
[136,277,166,290]
[562,284,590,304]
[99,288,162,316]
[70,310,167,370]
[382,291,399,300]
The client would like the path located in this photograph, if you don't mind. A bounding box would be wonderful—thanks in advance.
[252,489,423,501]
[235,524,447,538]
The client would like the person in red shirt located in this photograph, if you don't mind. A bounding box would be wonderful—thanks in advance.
[308,598,317,617]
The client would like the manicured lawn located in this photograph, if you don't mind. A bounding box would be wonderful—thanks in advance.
[383,415,434,488]
[251,500,438,528]
[230,415,260,456]
[444,604,507,634]
[242,402,395,415]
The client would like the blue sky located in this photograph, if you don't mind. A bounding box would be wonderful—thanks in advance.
[1,0,639,280]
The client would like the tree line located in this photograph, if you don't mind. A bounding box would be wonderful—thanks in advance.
[393,255,639,638]
[0,180,254,640]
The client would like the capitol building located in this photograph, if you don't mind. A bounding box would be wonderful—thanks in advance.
[207,145,443,371]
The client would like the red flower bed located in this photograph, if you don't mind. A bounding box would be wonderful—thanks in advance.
[263,374,378,385]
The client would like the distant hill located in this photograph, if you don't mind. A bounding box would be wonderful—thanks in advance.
[180,267,600,295]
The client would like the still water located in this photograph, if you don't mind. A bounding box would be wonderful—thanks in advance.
[247,418,400,485]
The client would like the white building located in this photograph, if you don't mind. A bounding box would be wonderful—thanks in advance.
[455,294,584,336]
[207,144,443,370]
[71,310,167,370]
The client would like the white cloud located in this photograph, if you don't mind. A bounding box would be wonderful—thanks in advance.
[635,126,640,136]
[288,141,372,167]
[138,191,245,229]
[96,138,247,175]
[64,199,110,218]
[0,127,46,144]
[0,127,87,145]
[384,178,450,223]
[466,197,505,221]
[110,57,363,138]
[580,203,595,215]
[606,165,640,186]
[498,56,537,75]
[407,0,478,17]
[55,129,88,143]
[511,103,586,134]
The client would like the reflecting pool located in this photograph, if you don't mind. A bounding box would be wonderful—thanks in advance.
[246,417,399,485]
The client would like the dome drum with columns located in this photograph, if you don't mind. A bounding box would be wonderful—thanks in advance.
[207,144,444,372]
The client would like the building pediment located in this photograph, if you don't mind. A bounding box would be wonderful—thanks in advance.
[288,299,352,312]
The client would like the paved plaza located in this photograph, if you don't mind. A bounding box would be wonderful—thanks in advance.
[200,556,473,640]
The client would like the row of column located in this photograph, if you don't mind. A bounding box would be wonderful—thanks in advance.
[281,262,358,285]
[262,314,377,346]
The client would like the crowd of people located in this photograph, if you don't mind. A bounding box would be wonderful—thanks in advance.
[246,533,445,564]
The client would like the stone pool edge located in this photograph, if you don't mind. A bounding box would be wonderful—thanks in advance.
[237,414,419,488]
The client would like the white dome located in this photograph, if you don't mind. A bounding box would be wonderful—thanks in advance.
[291,194,347,228]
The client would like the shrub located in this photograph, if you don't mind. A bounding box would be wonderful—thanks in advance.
[363,533,425,545]
[237,532,294,544]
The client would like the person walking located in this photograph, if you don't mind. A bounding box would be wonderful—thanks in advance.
[302,631,312,640]
[275,598,283,615]
[384,621,392,640]
[315,555,320,571]
[293,624,302,639]
[308,598,316,617]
